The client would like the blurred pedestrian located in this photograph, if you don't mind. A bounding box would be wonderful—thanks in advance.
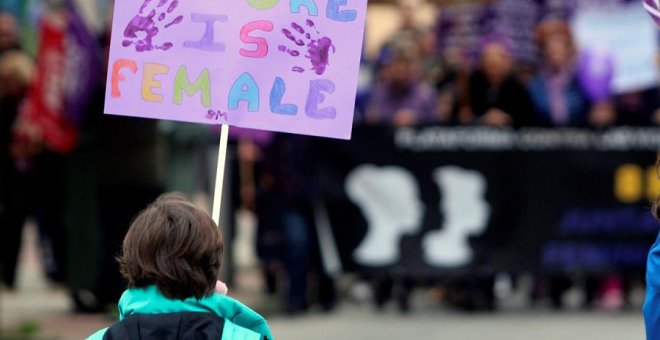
[256,134,336,314]
[389,0,425,46]
[615,87,659,126]
[416,28,461,124]
[460,35,534,127]
[527,20,591,127]
[430,45,470,125]
[6,5,100,289]
[0,48,33,288]
[64,14,166,309]
[527,20,621,309]
[0,10,33,288]
[366,41,438,127]
[91,83,166,310]
[0,11,19,52]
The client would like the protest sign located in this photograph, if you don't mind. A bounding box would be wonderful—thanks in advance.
[572,2,659,94]
[105,0,367,140]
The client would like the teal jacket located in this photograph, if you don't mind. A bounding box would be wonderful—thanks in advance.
[87,286,273,340]
[645,232,660,340]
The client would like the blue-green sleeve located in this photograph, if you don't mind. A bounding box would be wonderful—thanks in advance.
[86,327,108,340]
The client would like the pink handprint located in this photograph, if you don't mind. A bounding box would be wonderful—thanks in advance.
[122,0,184,52]
[278,20,336,75]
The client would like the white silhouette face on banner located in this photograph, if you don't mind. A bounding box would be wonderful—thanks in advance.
[347,165,490,268]
[346,165,424,266]
[423,166,490,267]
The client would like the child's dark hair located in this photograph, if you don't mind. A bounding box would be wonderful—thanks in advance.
[118,193,223,300]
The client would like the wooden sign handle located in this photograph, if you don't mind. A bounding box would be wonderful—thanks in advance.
[212,124,230,225]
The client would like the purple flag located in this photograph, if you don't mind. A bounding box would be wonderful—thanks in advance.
[577,48,615,102]
[64,4,101,126]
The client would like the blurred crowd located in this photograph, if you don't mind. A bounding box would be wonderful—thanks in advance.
[352,0,659,313]
[356,0,660,129]
[0,0,658,318]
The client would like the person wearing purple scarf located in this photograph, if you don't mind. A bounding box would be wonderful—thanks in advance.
[366,40,438,127]
[527,20,591,127]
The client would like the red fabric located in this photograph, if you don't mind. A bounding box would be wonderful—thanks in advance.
[20,14,77,154]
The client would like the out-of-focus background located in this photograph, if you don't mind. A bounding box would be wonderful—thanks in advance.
[0,0,659,339]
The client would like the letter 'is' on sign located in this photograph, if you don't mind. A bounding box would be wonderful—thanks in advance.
[105,0,367,140]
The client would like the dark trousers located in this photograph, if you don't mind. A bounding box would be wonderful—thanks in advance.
[0,160,26,287]
[0,150,68,287]
[258,203,336,312]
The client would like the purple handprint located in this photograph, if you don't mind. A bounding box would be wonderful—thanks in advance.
[122,0,184,52]
[278,20,336,75]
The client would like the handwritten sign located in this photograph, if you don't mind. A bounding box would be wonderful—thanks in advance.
[572,2,659,94]
[105,0,367,140]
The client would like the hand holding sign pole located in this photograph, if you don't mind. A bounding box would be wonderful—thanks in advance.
[105,1,367,225]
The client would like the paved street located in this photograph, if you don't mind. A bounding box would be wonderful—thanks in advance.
[0,224,647,340]
[268,307,644,340]
[0,289,646,340]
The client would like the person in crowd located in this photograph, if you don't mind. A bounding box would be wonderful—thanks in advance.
[64,14,165,309]
[88,193,273,339]
[429,45,470,125]
[366,40,438,127]
[255,134,337,314]
[417,28,439,79]
[615,87,660,126]
[527,20,592,127]
[5,7,91,286]
[527,20,621,310]
[160,121,216,199]
[415,28,463,124]
[0,48,33,288]
[389,0,425,46]
[92,45,166,311]
[460,35,534,127]
[0,11,18,52]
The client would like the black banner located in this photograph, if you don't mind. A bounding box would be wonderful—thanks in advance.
[316,127,660,277]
